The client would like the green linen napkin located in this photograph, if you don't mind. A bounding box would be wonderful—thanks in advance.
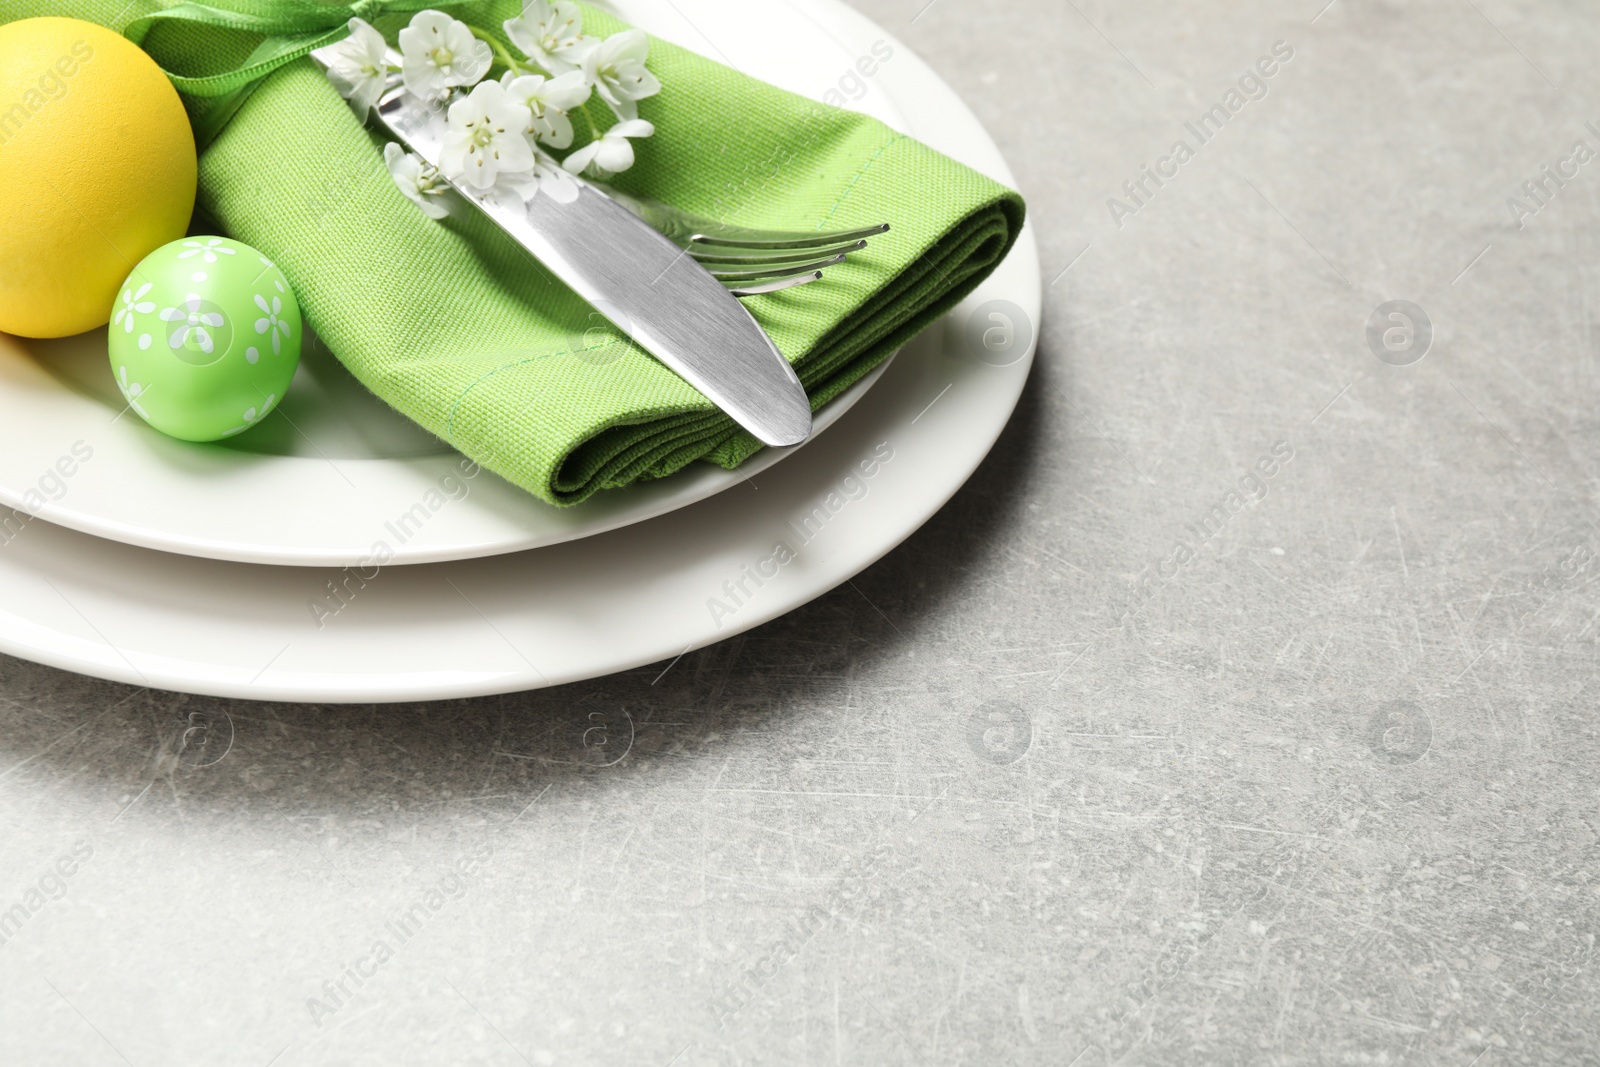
[1,1,1025,505]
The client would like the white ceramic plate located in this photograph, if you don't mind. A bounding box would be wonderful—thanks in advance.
[0,0,910,568]
[0,0,1039,702]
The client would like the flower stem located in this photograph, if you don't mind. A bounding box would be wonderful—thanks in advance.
[466,24,547,78]
[579,101,601,138]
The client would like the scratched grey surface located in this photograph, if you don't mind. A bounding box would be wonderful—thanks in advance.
[3,0,1599,1063]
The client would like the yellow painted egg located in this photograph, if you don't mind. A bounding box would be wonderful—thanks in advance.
[0,17,196,338]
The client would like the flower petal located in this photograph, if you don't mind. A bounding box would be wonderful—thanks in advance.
[561,140,600,175]
[494,132,536,173]
[536,110,574,149]
[541,69,591,110]
[610,118,655,139]
[593,135,635,173]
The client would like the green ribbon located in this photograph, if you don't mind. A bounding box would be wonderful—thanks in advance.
[119,0,465,146]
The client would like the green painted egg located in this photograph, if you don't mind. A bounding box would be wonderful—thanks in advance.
[107,236,301,442]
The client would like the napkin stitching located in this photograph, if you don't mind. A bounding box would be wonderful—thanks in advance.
[815,134,904,230]
[444,339,627,437]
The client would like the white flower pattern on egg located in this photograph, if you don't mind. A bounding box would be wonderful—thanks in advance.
[160,295,225,354]
[116,366,151,420]
[177,238,237,265]
[112,283,156,333]
[221,392,278,438]
[254,294,292,355]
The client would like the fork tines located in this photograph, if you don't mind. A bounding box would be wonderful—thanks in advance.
[689,223,891,296]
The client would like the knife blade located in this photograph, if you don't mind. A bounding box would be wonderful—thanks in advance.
[310,50,813,448]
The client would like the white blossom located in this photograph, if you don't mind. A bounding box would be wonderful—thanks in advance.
[441,80,535,191]
[326,6,666,227]
[385,143,451,219]
[500,69,590,149]
[582,29,660,120]
[503,0,596,75]
[399,10,491,101]
[562,118,654,178]
[323,17,392,115]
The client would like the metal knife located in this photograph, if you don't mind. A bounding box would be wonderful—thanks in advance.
[309,47,812,447]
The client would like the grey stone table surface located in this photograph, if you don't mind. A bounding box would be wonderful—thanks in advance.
[3,0,1598,1064]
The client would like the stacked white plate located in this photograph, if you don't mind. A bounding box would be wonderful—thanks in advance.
[0,0,1039,702]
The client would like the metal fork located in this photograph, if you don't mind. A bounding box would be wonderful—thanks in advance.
[599,187,891,298]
